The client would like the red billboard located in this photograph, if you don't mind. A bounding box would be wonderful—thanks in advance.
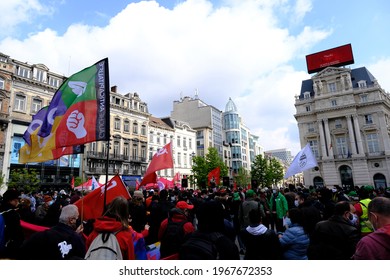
[306,44,354,74]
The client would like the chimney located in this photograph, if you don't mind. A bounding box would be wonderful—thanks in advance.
[111,85,117,93]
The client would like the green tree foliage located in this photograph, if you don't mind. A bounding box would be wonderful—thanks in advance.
[251,155,284,188]
[234,167,250,188]
[192,147,228,189]
[8,169,40,193]
[0,172,5,193]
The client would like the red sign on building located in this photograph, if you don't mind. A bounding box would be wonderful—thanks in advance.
[306,44,354,74]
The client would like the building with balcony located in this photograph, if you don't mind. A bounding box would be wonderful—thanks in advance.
[295,66,390,188]
[84,87,150,182]
[1,54,79,190]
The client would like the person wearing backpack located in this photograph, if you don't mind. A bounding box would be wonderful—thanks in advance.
[85,196,136,260]
[158,200,195,259]
[0,189,24,259]
[179,200,240,260]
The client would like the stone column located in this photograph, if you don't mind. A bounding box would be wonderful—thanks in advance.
[323,119,333,158]
[346,115,357,155]
[318,120,328,159]
[353,114,365,155]
[378,112,390,155]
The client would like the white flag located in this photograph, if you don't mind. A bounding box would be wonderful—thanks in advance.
[91,176,99,190]
[284,143,318,179]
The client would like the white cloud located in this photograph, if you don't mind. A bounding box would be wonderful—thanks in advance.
[0,0,54,37]
[0,0,330,154]
[367,57,390,93]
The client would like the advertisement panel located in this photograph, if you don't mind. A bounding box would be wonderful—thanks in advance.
[306,44,354,74]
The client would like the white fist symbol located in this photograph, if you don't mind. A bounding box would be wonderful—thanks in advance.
[67,110,87,139]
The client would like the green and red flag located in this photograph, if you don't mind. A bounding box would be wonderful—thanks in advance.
[19,58,110,163]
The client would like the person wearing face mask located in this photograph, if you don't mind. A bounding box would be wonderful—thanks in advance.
[269,188,288,232]
[307,201,361,259]
[352,197,390,260]
[18,204,85,260]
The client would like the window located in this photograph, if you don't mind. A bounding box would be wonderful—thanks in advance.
[308,140,319,158]
[133,122,138,134]
[124,120,129,132]
[17,67,31,78]
[149,132,154,143]
[358,80,367,88]
[328,82,337,93]
[177,136,181,147]
[183,137,187,148]
[114,118,120,130]
[0,56,7,63]
[157,135,160,144]
[14,94,26,111]
[361,95,368,103]
[304,92,310,99]
[335,119,342,129]
[141,125,146,136]
[124,143,129,157]
[365,114,373,124]
[367,133,379,153]
[0,77,4,90]
[306,105,311,112]
[132,145,138,159]
[36,69,44,82]
[307,123,315,133]
[31,98,42,114]
[114,142,120,156]
[336,136,348,156]
[189,138,192,149]
[331,99,337,107]
[91,142,97,152]
[141,146,146,160]
[49,77,60,87]
[177,152,181,166]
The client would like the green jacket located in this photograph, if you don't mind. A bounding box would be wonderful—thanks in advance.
[269,193,289,219]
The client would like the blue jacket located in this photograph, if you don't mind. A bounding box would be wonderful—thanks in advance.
[279,224,309,260]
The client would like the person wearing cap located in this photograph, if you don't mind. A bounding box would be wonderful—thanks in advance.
[34,194,53,226]
[158,200,195,258]
[0,189,25,259]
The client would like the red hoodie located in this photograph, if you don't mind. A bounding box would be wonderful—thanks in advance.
[86,217,135,260]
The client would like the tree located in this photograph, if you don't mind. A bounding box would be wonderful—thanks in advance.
[234,167,250,188]
[251,155,284,188]
[0,172,5,193]
[251,155,268,188]
[7,169,40,194]
[192,147,228,189]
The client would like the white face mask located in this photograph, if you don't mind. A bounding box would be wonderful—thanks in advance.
[294,200,300,207]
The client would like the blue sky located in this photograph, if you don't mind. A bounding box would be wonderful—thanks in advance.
[1,0,390,155]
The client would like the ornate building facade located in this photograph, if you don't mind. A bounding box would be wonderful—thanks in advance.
[295,66,390,188]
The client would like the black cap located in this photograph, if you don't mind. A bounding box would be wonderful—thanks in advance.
[3,189,20,202]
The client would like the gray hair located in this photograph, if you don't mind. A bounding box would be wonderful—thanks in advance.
[368,197,390,216]
[59,204,79,225]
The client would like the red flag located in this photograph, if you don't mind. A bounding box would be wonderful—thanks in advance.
[174,172,180,183]
[135,179,140,190]
[74,174,131,220]
[140,142,173,186]
[71,176,75,189]
[208,167,220,186]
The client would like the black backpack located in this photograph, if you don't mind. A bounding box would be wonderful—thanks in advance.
[160,217,187,258]
[179,231,224,260]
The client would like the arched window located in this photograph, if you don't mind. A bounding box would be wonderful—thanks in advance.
[339,165,354,188]
[373,173,387,189]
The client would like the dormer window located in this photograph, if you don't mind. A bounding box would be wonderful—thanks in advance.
[304,92,311,99]
[358,80,367,88]
[331,99,337,107]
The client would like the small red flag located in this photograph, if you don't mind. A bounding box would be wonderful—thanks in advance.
[74,174,131,220]
[140,142,173,186]
[208,167,221,186]
[71,176,75,189]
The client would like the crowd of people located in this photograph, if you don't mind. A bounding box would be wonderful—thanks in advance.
[1,183,390,260]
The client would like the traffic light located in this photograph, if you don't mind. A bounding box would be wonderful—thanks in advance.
[181,178,188,188]
[223,176,230,187]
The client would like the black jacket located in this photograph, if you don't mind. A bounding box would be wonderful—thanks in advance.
[0,203,25,259]
[308,215,361,260]
[19,222,85,260]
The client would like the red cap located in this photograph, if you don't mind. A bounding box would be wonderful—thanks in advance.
[176,201,194,210]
